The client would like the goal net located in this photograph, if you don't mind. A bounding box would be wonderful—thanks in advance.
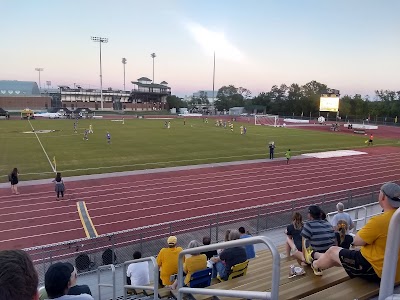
[254,114,279,126]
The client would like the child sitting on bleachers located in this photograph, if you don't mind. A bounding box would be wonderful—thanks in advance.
[335,220,353,249]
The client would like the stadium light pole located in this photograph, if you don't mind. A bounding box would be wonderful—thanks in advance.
[91,36,108,110]
[212,51,216,104]
[122,58,127,91]
[151,53,156,83]
[35,68,44,90]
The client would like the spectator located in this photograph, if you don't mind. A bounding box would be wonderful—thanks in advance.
[285,212,304,259]
[0,249,39,300]
[201,236,218,260]
[170,240,207,289]
[302,205,335,268]
[238,226,255,259]
[45,262,93,299]
[335,220,353,249]
[217,229,231,254]
[126,251,150,287]
[67,265,92,296]
[10,167,19,194]
[156,236,183,286]
[330,202,354,232]
[211,230,247,280]
[313,182,400,281]
[52,172,65,200]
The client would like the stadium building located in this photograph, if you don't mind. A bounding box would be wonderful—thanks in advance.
[0,80,51,110]
[0,77,171,111]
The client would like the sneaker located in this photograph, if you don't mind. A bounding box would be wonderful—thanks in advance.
[311,261,323,276]
[304,246,314,264]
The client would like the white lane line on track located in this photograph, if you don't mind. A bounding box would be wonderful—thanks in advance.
[1,150,400,205]
[1,154,399,212]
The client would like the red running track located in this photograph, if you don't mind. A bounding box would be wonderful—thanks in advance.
[0,146,399,250]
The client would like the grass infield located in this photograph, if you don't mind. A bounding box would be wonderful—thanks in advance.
[0,118,397,182]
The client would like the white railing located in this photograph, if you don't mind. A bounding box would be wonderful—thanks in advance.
[326,202,381,232]
[379,208,400,300]
[122,256,159,300]
[176,236,280,300]
[97,264,116,300]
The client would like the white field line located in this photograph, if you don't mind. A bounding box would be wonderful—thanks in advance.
[27,119,55,173]
[1,152,400,209]
[0,141,397,178]
[0,152,398,207]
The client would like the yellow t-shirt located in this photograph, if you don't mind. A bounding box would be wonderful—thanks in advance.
[156,247,183,285]
[359,209,400,281]
[183,254,207,285]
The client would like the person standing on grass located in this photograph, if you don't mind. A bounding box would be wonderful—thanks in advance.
[73,121,77,133]
[88,124,93,134]
[52,172,65,200]
[9,167,19,194]
[285,149,291,164]
[83,129,89,141]
[106,132,111,144]
[269,142,275,159]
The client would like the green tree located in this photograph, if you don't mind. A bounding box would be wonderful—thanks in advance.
[166,95,187,109]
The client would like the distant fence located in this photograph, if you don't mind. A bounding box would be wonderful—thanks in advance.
[25,183,387,285]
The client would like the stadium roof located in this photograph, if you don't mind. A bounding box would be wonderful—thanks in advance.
[131,81,170,89]
[137,77,152,82]
[0,80,40,96]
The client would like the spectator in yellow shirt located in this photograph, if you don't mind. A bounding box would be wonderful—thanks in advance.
[170,240,207,289]
[156,236,183,286]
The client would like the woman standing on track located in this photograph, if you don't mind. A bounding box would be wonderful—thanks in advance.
[52,172,65,200]
[9,167,19,194]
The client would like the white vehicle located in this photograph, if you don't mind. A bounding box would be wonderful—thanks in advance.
[33,112,63,119]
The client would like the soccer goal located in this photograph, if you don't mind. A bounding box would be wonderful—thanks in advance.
[254,114,279,126]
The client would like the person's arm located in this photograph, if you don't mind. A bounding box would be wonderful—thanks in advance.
[352,234,367,247]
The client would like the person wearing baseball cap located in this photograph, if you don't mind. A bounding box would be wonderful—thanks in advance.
[156,236,183,286]
[44,262,93,299]
[312,182,400,282]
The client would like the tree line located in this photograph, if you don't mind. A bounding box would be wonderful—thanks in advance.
[167,80,400,118]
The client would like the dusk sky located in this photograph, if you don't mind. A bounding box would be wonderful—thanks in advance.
[1,0,399,97]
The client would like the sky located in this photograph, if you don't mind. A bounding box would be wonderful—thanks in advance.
[0,0,399,98]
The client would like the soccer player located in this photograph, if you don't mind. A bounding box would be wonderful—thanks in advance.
[83,129,89,141]
[122,118,125,125]
[230,123,234,132]
[269,142,275,159]
[285,149,291,164]
[106,132,111,144]
[167,121,171,129]
[240,125,244,135]
[88,124,93,133]
[243,126,247,134]
[73,121,77,133]
[368,134,374,146]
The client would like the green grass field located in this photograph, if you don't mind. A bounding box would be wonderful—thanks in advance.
[0,117,397,183]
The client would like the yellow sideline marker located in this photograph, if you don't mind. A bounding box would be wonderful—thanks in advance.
[76,201,98,238]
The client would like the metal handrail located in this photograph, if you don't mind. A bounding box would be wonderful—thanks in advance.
[97,264,116,300]
[176,236,279,300]
[122,256,159,300]
[327,202,379,229]
[378,208,400,300]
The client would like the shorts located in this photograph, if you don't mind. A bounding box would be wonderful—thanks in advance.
[369,139,373,143]
[339,249,380,282]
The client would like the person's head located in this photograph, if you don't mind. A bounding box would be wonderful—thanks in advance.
[187,240,201,255]
[45,262,74,298]
[0,250,39,300]
[228,229,241,241]
[55,172,61,180]
[308,205,322,220]
[133,251,141,260]
[224,229,231,242]
[337,220,349,243]
[292,212,303,230]
[12,168,18,175]
[202,236,211,245]
[238,227,246,234]
[336,202,344,212]
[379,182,400,210]
[167,236,177,248]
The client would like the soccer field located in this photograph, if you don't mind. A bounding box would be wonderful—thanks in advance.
[0,117,396,182]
